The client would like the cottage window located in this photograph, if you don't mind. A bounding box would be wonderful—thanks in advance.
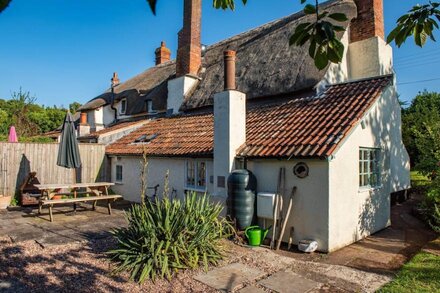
[120,99,127,114]
[116,165,123,183]
[146,100,153,113]
[359,148,380,188]
[186,160,207,191]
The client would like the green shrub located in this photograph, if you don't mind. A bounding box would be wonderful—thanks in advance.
[108,192,234,283]
[421,178,440,232]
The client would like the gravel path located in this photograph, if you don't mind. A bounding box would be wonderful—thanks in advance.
[0,236,280,293]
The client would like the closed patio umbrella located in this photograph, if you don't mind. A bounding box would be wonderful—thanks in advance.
[8,126,18,143]
[57,111,81,169]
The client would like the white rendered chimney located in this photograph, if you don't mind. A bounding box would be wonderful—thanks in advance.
[213,51,246,197]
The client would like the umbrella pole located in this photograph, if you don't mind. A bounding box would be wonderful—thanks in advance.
[72,168,77,213]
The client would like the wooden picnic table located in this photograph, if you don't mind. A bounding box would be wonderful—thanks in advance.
[34,182,121,222]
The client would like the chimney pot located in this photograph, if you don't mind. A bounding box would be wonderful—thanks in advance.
[155,41,171,65]
[224,50,236,91]
[111,72,120,87]
[80,112,88,125]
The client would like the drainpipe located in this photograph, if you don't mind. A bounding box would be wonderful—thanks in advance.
[110,72,119,123]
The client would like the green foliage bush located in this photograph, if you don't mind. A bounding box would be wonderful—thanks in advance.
[421,178,440,232]
[108,192,234,283]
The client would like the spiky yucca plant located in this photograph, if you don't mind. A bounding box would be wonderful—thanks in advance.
[108,192,234,283]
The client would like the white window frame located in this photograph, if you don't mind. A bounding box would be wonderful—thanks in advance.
[185,159,207,192]
[120,99,127,114]
[115,165,123,183]
[359,147,381,189]
[146,100,154,113]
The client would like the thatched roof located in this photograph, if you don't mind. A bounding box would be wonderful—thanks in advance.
[181,0,357,110]
[80,0,357,113]
[79,62,175,112]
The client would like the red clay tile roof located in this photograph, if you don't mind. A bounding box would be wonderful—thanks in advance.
[81,120,148,139]
[106,114,214,157]
[106,75,392,158]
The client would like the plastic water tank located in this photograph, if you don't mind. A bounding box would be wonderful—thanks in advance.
[257,192,276,219]
[227,169,257,230]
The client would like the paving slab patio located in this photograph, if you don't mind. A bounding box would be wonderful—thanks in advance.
[0,201,130,247]
[258,271,320,293]
[194,263,265,292]
[238,285,266,293]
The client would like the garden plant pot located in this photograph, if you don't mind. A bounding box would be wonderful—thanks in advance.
[0,195,12,210]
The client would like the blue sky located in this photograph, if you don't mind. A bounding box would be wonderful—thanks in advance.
[0,0,439,107]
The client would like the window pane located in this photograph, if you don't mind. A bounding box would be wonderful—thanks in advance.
[116,165,123,181]
[186,161,195,186]
[197,162,206,188]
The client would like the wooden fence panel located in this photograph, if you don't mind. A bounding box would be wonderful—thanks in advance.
[0,142,106,197]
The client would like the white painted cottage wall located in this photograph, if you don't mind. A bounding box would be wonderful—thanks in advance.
[247,159,331,252]
[328,85,410,251]
[110,156,214,202]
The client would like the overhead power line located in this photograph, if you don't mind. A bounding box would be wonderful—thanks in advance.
[398,77,440,85]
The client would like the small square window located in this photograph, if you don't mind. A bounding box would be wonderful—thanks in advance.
[185,160,206,191]
[120,99,127,114]
[359,148,380,188]
[116,165,123,182]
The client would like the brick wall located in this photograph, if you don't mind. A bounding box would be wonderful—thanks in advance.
[176,0,202,77]
[350,0,384,43]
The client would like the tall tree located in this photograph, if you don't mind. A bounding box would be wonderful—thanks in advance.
[402,91,440,175]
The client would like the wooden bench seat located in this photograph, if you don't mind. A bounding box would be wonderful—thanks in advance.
[39,195,123,222]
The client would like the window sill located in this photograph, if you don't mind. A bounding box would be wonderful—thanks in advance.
[358,185,382,193]
[114,182,123,185]
[184,187,207,193]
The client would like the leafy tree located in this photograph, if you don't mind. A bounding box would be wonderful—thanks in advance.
[0,89,79,140]
[69,102,82,113]
[402,91,440,175]
[0,0,10,13]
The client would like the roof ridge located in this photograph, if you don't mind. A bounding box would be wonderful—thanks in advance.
[205,0,349,51]
[327,74,394,87]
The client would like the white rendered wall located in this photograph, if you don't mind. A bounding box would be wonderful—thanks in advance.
[110,156,214,202]
[328,85,410,251]
[247,159,331,252]
[348,37,393,80]
[213,90,246,197]
[102,105,115,127]
[167,75,198,114]
[94,107,104,131]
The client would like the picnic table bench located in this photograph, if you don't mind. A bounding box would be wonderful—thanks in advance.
[35,182,122,222]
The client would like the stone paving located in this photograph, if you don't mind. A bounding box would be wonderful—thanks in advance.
[0,201,129,248]
[195,196,439,293]
[0,195,438,292]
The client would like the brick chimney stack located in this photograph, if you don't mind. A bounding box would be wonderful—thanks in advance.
[176,0,202,77]
[155,41,171,65]
[111,72,120,87]
[350,0,384,43]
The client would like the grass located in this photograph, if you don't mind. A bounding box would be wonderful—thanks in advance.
[379,251,440,293]
[411,171,431,187]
